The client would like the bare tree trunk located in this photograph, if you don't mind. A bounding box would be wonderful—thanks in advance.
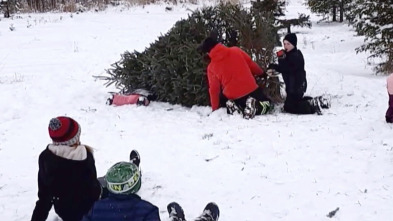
[51,0,56,10]
[41,0,45,11]
[3,1,10,18]
[339,0,344,22]
[34,0,40,11]
[332,4,337,22]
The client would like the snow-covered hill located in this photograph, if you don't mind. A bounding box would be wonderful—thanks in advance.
[0,1,392,220]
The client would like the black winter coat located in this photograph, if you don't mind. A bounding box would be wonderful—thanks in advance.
[31,146,101,221]
[271,48,307,95]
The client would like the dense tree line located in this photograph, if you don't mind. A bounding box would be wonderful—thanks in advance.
[306,0,351,22]
[2,0,112,13]
[306,0,393,74]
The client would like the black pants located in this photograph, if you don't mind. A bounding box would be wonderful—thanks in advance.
[235,87,270,108]
[229,87,271,116]
[284,93,315,114]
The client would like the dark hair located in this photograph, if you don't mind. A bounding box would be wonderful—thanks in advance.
[197,37,218,53]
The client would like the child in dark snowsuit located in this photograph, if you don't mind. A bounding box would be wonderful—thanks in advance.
[84,150,220,221]
[268,33,330,115]
[31,116,101,221]
[386,73,393,123]
[82,157,160,221]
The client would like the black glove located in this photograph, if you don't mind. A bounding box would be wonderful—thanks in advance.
[268,63,278,70]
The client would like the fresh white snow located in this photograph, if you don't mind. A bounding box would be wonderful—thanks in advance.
[0,1,392,221]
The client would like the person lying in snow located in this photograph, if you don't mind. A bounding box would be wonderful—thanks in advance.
[267,33,331,115]
[31,116,101,221]
[198,35,273,120]
[386,73,393,123]
[106,89,154,106]
[83,150,219,221]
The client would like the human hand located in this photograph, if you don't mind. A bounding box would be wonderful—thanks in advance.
[266,69,275,76]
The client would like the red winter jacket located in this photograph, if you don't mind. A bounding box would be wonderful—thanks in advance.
[207,44,264,111]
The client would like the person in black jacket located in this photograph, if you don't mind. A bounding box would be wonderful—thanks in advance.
[268,33,330,115]
[31,116,101,221]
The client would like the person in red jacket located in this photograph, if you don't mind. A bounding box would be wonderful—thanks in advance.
[198,37,272,119]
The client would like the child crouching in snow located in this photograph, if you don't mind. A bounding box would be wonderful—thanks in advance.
[83,150,220,221]
[386,73,393,123]
[31,116,101,221]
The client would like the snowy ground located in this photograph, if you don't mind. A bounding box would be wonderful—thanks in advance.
[0,0,392,221]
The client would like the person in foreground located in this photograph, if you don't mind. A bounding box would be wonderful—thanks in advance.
[82,151,160,221]
[267,33,331,115]
[198,36,273,119]
[167,201,220,221]
[31,116,101,221]
[386,73,393,123]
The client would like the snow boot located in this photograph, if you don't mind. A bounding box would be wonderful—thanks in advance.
[226,100,242,115]
[243,97,257,119]
[258,101,273,114]
[106,97,113,105]
[317,95,331,109]
[136,95,150,106]
[129,150,141,168]
[309,97,322,115]
[195,202,220,221]
[167,202,186,221]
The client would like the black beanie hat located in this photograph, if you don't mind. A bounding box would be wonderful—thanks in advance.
[283,33,297,47]
[198,37,218,53]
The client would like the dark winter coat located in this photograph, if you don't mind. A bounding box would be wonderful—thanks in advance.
[386,94,393,123]
[270,47,307,96]
[31,146,101,221]
[81,193,160,221]
[386,74,393,123]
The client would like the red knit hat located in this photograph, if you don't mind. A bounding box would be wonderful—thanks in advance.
[48,116,81,146]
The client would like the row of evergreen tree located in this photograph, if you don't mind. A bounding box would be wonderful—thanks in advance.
[306,0,393,74]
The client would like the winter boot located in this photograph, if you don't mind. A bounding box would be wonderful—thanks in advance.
[317,95,331,109]
[167,202,186,221]
[129,150,141,168]
[243,97,257,119]
[258,101,273,114]
[137,96,150,106]
[195,202,220,221]
[106,98,113,105]
[309,98,322,115]
[226,100,242,115]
